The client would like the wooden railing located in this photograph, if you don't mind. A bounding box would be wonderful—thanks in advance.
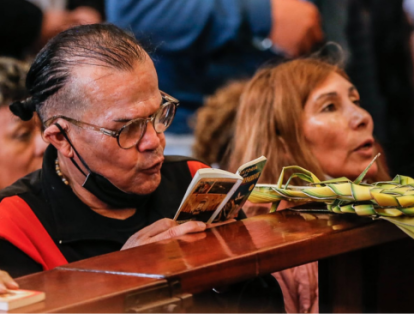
[6,210,413,313]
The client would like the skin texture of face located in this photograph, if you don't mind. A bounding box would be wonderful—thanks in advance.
[303,71,378,180]
[0,107,47,189]
[61,55,166,195]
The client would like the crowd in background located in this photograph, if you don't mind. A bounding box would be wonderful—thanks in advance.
[2,0,414,177]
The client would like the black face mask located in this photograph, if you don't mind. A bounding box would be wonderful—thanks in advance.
[55,123,150,209]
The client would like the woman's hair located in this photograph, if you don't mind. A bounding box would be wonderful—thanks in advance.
[0,57,29,107]
[229,58,389,184]
[193,80,248,169]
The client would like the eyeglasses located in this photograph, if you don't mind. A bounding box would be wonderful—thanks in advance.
[43,91,179,149]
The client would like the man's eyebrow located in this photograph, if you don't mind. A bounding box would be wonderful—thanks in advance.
[112,96,164,123]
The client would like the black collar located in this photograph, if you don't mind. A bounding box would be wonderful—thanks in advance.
[41,145,149,244]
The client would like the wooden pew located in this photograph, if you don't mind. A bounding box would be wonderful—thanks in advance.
[6,211,412,313]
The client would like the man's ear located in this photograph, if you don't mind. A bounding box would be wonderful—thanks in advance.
[43,123,73,158]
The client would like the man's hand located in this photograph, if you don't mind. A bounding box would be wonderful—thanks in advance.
[0,270,19,294]
[269,0,323,57]
[121,218,206,250]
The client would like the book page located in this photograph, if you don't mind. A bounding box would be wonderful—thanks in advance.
[175,178,239,223]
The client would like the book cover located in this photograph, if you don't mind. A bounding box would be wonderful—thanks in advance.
[0,289,45,311]
[218,156,267,221]
[174,177,241,223]
[174,157,267,224]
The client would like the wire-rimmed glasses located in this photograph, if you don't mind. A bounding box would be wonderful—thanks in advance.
[43,91,179,149]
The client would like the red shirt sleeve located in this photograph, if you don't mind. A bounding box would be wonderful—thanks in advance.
[0,196,67,270]
[187,160,210,177]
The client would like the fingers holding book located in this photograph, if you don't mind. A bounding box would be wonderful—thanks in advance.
[0,270,18,294]
[121,218,206,250]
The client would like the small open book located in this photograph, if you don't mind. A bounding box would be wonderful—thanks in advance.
[174,156,267,223]
[0,289,45,311]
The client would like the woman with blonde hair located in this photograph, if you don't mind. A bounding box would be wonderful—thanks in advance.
[228,58,390,313]
[229,58,389,184]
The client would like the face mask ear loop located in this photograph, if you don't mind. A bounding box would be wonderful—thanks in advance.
[54,122,89,177]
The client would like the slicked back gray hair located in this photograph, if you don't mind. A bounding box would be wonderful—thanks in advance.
[10,24,146,122]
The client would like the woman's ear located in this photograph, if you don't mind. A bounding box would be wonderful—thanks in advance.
[43,123,73,158]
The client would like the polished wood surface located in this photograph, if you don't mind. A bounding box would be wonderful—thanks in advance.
[60,211,406,293]
[4,270,165,313]
[9,211,410,312]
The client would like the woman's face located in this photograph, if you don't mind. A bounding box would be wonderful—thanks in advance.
[0,106,47,189]
[303,71,378,180]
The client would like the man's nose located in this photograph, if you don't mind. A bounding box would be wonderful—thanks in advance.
[137,121,161,152]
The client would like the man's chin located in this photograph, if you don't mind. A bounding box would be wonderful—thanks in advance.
[129,173,161,195]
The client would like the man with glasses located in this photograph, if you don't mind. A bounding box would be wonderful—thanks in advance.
[0,24,209,279]
[0,24,285,312]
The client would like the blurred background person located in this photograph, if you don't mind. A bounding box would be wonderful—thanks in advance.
[66,0,105,20]
[192,80,248,170]
[227,57,390,313]
[106,0,323,155]
[0,57,47,189]
[0,0,101,59]
[5,0,410,178]
[29,0,105,21]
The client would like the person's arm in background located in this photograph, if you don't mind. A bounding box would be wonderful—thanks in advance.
[106,0,322,57]
[270,0,323,56]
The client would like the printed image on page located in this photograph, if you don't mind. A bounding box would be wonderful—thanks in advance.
[176,178,238,223]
